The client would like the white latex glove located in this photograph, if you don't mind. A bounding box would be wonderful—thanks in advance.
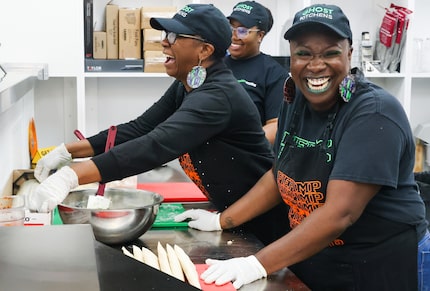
[16,179,40,210]
[201,255,267,289]
[174,209,221,231]
[28,166,78,213]
[34,143,72,182]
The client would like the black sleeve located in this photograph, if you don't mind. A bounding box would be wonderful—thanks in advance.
[90,84,233,183]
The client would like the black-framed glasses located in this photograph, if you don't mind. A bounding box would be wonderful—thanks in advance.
[162,31,206,45]
[230,26,260,39]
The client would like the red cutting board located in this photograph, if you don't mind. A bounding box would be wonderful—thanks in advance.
[137,182,208,202]
[196,264,236,291]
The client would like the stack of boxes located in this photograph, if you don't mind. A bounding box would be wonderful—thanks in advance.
[87,4,176,73]
[141,6,176,73]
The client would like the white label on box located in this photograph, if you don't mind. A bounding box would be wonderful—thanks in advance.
[24,209,51,226]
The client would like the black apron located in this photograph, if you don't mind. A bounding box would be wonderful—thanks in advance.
[274,100,418,291]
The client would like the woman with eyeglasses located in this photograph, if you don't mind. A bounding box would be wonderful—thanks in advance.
[177,3,430,290]
[224,1,289,144]
[27,4,289,246]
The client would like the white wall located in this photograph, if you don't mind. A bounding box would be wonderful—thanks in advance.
[0,77,35,193]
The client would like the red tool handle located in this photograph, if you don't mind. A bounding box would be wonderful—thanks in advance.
[96,126,117,196]
[74,126,117,196]
[74,129,86,140]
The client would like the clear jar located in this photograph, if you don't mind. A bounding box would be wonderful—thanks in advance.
[0,196,25,226]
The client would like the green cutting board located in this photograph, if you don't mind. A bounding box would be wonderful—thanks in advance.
[152,203,188,228]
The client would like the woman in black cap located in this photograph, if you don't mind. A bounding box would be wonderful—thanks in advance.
[29,4,289,246]
[224,1,289,144]
[182,3,430,290]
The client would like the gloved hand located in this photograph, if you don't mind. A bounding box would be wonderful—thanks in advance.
[201,255,267,289]
[174,209,221,231]
[34,143,72,182]
[28,166,78,213]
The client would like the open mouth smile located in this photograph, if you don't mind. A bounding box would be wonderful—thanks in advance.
[306,77,330,93]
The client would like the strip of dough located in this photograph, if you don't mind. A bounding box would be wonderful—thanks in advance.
[174,244,201,289]
[132,245,144,263]
[157,242,173,276]
[166,243,185,281]
[141,246,160,270]
[121,246,134,258]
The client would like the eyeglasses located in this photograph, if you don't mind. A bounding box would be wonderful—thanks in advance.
[230,26,260,39]
[162,31,206,45]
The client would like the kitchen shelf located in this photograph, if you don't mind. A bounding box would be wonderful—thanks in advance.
[84,72,169,78]
[411,73,430,79]
[1,0,429,145]
[364,72,405,78]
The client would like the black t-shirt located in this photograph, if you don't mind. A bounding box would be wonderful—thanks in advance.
[224,53,289,125]
[274,69,428,240]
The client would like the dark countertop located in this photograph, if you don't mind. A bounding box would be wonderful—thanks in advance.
[130,162,310,290]
[121,226,310,291]
[0,215,309,291]
[0,162,309,291]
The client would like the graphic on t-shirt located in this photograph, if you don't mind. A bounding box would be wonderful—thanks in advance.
[237,79,257,88]
[178,153,211,199]
[278,131,333,163]
[277,170,324,229]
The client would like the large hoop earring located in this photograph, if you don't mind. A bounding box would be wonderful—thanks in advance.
[187,59,207,89]
[339,74,356,103]
[283,75,296,104]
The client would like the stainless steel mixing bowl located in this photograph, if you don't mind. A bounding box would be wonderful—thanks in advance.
[58,188,163,245]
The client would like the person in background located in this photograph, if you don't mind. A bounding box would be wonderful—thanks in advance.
[27,4,289,246]
[176,4,430,290]
[225,1,289,144]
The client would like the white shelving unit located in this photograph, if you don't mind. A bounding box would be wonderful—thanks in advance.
[1,0,429,147]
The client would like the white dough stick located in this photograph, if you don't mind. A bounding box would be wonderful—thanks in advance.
[174,244,201,289]
[141,246,160,270]
[166,243,185,281]
[132,245,144,263]
[157,242,173,276]
[121,246,134,258]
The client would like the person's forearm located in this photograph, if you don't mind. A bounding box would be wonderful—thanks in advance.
[66,140,94,158]
[255,204,350,274]
[70,159,101,185]
[263,119,278,145]
[220,170,282,229]
[256,180,380,274]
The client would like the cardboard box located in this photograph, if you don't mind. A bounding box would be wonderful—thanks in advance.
[119,8,141,59]
[144,51,166,73]
[143,29,163,51]
[141,6,177,29]
[85,59,144,72]
[1,169,52,226]
[93,31,107,59]
[106,4,119,59]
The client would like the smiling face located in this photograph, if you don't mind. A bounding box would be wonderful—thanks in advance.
[161,35,211,89]
[289,30,352,111]
[228,19,263,60]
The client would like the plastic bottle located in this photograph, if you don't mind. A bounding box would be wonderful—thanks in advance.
[360,32,373,71]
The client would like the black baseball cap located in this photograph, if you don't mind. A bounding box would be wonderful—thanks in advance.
[227,1,270,32]
[284,4,352,43]
[150,4,231,56]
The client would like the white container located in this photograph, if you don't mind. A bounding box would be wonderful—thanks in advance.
[0,196,25,226]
